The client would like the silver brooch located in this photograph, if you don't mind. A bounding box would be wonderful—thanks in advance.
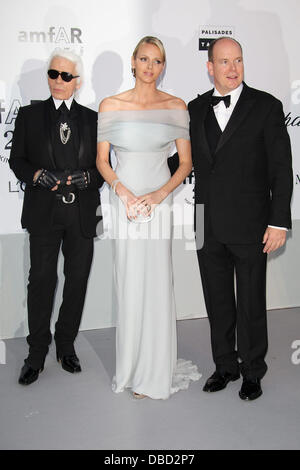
[60,122,71,145]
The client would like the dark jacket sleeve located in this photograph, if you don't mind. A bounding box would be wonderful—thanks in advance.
[9,107,39,185]
[88,167,104,189]
[85,109,104,190]
[264,99,293,228]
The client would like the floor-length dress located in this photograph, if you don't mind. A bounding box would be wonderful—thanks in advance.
[98,109,201,399]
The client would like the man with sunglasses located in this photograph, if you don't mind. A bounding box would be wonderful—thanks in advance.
[10,49,104,385]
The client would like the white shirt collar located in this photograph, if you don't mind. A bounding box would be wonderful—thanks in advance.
[52,94,74,110]
[213,83,243,107]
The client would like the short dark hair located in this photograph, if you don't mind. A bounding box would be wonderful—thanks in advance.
[208,37,243,62]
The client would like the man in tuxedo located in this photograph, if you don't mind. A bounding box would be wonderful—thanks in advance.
[188,37,293,400]
[10,49,104,385]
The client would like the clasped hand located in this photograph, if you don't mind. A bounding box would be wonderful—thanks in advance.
[116,183,167,220]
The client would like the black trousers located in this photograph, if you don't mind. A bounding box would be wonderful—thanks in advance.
[197,234,268,380]
[26,201,94,369]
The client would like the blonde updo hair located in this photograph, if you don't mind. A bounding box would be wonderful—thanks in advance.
[131,36,166,77]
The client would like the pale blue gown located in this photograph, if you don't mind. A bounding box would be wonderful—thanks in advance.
[98,109,201,399]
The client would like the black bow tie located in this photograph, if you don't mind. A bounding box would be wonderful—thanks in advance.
[211,95,231,108]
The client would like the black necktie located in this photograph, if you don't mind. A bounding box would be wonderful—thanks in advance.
[58,101,69,117]
[211,95,231,108]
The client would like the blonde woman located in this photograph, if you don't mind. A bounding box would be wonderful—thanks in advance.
[97,36,201,399]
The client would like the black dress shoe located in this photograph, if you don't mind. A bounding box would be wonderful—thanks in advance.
[18,362,44,386]
[57,353,82,373]
[203,370,240,392]
[239,378,262,401]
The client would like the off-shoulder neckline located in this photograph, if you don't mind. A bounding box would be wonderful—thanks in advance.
[98,108,187,114]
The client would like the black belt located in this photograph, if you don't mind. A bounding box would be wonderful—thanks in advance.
[55,192,76,204]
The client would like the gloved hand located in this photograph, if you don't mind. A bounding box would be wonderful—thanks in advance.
[34,169,68,189]
[69,170,90,190]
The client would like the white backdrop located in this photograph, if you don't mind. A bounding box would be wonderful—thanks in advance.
[0,0,300,339]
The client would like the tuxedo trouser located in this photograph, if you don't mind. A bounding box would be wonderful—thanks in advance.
[197,235,268,380]
[26,201,94,370]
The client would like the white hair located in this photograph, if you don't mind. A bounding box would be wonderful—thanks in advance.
[47,48,83,85]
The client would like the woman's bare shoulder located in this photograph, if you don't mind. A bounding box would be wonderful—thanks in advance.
[98,90,133,112]
[157,91,187,110]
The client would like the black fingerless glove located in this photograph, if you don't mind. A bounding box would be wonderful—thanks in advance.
[69,170,90,190]
[33,169,67,189]
[33,170,58,189]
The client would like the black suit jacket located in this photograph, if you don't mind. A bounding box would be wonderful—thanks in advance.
[9,98,104,237]
[188,83,293,244]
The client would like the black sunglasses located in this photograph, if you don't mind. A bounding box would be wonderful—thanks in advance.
[48,69,79,82]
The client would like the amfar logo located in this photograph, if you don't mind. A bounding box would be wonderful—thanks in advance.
[285,80,300,128]
[198,25,235,51]
[18,26,82,44]
[183,169,195,205]
[294,174,300,185]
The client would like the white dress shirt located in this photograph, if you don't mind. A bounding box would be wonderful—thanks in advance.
[212,84,286,231]
[52,94,74,110]
[212,83,243,132]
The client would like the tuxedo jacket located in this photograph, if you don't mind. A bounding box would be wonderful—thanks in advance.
[9,98,104,237]
[188,83,293,244]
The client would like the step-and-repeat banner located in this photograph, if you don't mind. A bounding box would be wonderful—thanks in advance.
[0,0,299,234]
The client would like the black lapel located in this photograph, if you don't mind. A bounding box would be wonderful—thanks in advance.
[43,97,56,168]
[194,90,214,164]
[73,100,84,163]
[215,83,256,154]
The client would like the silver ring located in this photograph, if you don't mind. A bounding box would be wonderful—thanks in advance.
[146,204,151,211]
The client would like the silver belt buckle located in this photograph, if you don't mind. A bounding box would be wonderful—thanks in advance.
[62,192,75,204]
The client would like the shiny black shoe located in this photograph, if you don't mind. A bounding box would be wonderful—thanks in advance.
[239,378,262,401]
[203,370,240,392]
[18,361,44,386]
[57,353,82,373]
